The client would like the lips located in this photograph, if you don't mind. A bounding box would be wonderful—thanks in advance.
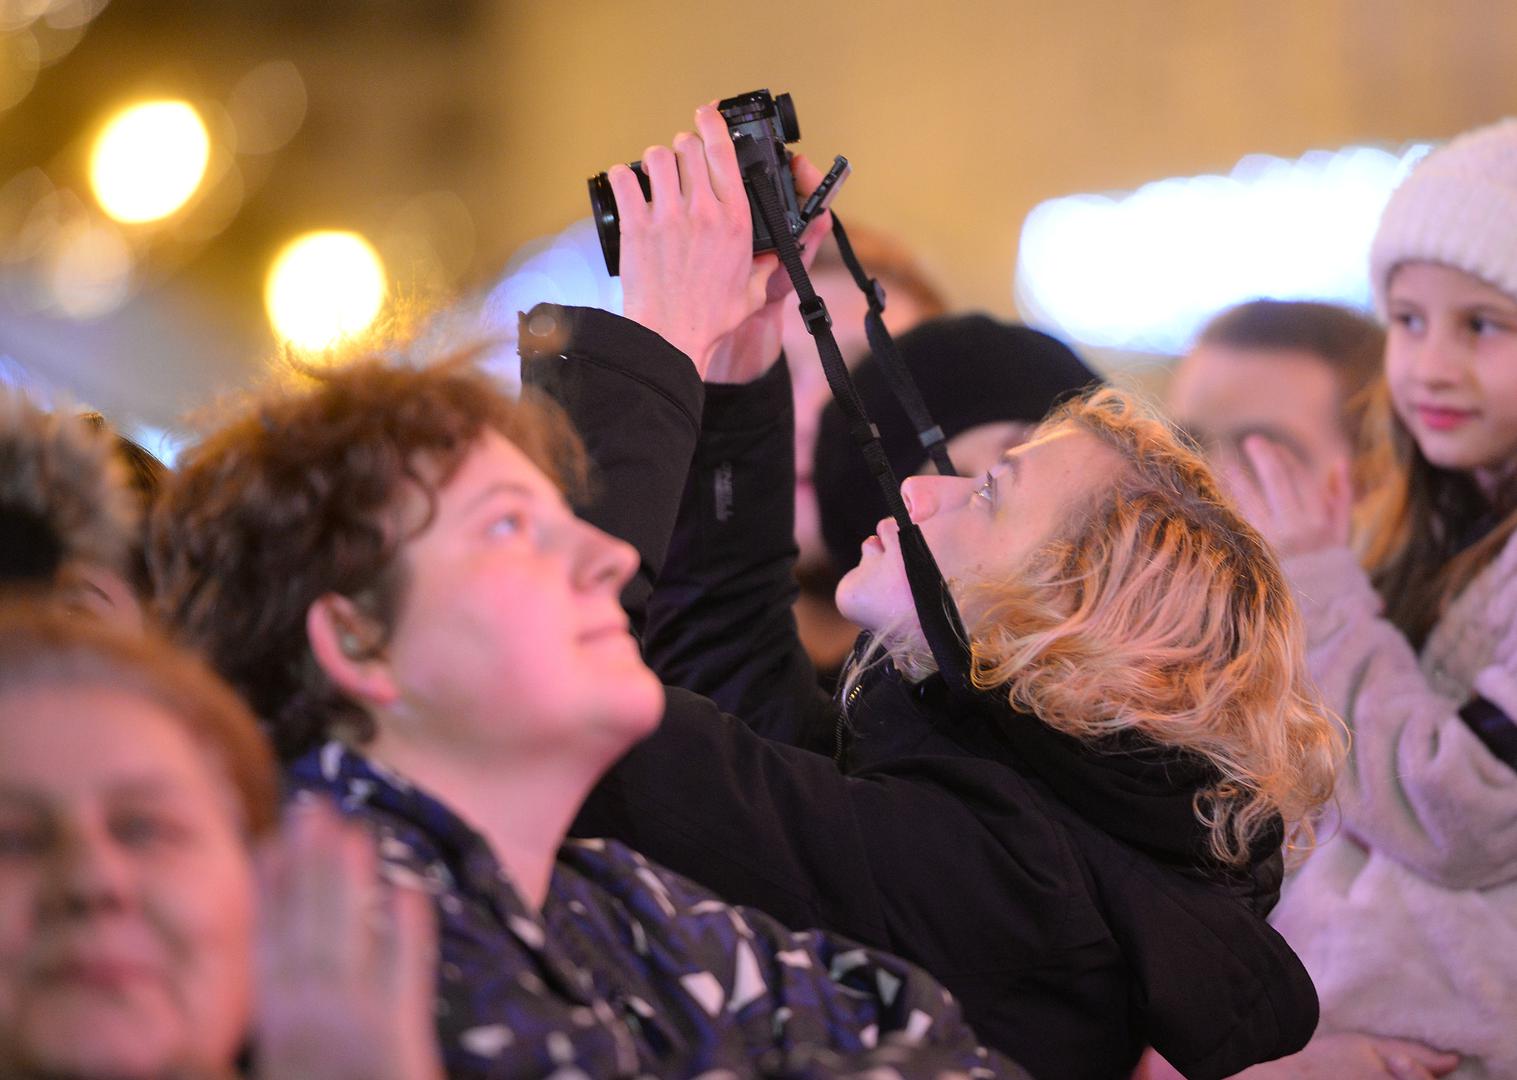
[580,619,633,646]
[40,957,160,991]
[1415,404,1478,431]
[862,517,898,554]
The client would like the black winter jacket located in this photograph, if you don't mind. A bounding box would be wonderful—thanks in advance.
[523,306,1318,1080]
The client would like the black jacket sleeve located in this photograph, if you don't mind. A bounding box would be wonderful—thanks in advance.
[518,303,704,632]
[643,354,836,747]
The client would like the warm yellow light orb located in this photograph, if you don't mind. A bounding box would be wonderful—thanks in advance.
[89,100,210,223]
[265,230,387,350]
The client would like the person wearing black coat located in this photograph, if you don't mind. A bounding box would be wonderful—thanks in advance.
[528,111,1334,1080]
[520,298,1329,1080]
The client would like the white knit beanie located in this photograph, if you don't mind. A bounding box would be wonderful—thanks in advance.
[1370,117,1517,315]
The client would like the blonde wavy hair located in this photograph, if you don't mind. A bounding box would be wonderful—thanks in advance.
[860,388,1344,867]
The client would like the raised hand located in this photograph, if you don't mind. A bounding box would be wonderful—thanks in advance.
[615,103,774,377]
[704,151,834,385]
[253,799,444,1080]
[615,103,834,383]
[1224,434,1353,558]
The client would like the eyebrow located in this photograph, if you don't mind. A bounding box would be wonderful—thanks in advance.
[458,480,540,517]
[0,776,192,810]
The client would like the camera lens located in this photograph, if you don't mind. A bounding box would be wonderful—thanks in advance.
[776,93,801,143]
[587,172,620,276]
[587,164,653,277]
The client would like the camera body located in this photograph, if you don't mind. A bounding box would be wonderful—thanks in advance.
[588,89,804,277]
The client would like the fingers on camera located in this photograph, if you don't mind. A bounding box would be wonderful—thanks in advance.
[642,145,680,213]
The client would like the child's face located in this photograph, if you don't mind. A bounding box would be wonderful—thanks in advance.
[1385,261,1517,477]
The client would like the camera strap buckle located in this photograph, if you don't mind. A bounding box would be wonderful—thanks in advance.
[799,295,832,334]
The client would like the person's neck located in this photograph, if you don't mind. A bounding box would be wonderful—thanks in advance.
[361,729,598,912]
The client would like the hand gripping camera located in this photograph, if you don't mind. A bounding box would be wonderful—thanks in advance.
[587,89,848,276]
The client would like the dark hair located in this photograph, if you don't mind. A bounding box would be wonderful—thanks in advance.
[0,603,278,837]
[152,346,587,762]
[1195,299,1385,444]
[0,394,136,588]
[79,413,169,596]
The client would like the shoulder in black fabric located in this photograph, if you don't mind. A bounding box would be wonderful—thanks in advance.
[849,663,1288,881]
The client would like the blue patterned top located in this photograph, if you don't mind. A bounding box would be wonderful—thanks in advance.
[287,742,1019,1079]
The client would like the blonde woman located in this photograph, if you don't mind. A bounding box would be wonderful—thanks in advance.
[561,310,1342,1078]
[501,109,1344,1080]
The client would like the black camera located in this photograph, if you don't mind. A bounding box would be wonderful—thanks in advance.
[588,89,807,277]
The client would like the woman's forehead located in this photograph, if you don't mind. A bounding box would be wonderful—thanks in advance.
[0,687,219,795]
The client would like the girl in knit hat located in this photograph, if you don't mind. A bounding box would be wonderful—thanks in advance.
[1229,118,1517,1078]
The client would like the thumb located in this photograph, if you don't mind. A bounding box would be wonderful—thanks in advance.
[1372,1037,1460,1078]
[790,152,827,198]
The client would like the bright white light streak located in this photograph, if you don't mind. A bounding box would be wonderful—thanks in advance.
[1015,142,1430,356]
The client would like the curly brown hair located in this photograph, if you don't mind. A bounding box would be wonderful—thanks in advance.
[151,347,587,761]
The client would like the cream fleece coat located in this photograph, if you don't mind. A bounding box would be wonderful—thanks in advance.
[1270,535,1517,1079]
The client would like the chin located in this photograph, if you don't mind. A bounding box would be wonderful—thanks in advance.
[833,568,876,630]
[599,668,666,743]
[1417,439,1493,473]
[15,1012,189,1080]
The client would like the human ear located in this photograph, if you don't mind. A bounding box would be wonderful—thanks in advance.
[306,594,399,708]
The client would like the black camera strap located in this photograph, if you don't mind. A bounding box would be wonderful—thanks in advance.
[830,217,959,480]
[745,162,975,702]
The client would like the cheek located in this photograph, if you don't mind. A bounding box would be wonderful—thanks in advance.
[0,880,30,1044]
[1483,343,1517,396]
[1382,337,1416,393]
[0,871,36,960]
[150,848,255,1059]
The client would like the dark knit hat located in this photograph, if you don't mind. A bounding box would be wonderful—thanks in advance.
[813,313,1099,573]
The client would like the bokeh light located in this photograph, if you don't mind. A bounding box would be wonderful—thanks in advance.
[47,217,132,318]
[264,230,387,350]
[0,30,41,112]
[1014,141,1431,357]
[89,100,211,223]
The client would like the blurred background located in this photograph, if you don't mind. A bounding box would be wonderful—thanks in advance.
[3,0,1516,456]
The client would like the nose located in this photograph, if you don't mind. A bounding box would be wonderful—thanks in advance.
[1409,324,1473,387]
[43,821,135,919]
[574,521,638,593]
[899,475,959,522]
